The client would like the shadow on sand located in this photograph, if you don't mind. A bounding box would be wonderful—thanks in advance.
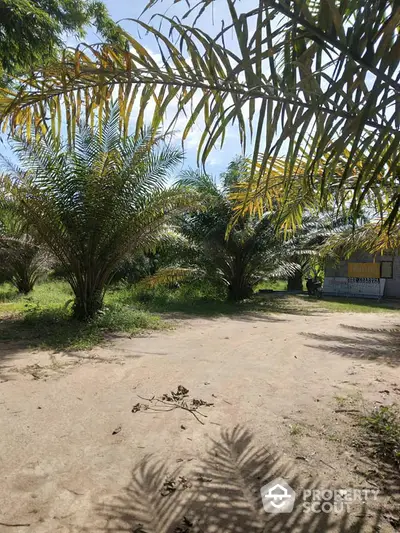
[302,323,400,367]
[123,293,325,319]
[98,426,392,533]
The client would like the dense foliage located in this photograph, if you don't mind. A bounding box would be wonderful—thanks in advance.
[0,0,120,81]
[0,0,398,232]
[3,108,192,319]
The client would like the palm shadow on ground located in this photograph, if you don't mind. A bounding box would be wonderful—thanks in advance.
[0,307,287,366]
[302,324,400,366]
[117,292,323,319]
[98,426,388,533]
[0,294,308,358]
[0,309,106,352]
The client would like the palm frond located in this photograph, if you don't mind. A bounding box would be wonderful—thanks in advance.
[0,0,398,227]
[142,267,199,287]
[322,221,400,259]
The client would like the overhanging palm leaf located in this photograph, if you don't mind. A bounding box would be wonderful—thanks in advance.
[229,149,386,231]
[0,0,399,227]
[322,220,400,259]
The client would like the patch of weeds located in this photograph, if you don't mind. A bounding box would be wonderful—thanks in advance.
[111,281,236,317]
[333,391,364,411]
[95,303,164,334]
[326,433,342,443]
[334,395,348,408]
[361,405,400,469]
[112,282,321,317]
[289,423,303,436]
[0,283,20,302]
[0,307,102,350]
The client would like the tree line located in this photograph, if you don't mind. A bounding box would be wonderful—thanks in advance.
[0,0,398,320]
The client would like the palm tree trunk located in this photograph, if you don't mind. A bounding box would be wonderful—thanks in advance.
[287,270,303,291]
[15,277,34,294]
[13,270,35,294]
[227,280,253,301]
[73,282,104,320]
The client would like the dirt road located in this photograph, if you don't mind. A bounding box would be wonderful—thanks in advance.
[0,311,399,532]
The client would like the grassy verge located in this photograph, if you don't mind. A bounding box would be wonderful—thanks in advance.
[110,282,319,316]
[0,280,399,351]
[0,282,165,351]
[110,282,238,317]
[112,282,400,315]
[315,297,400,313]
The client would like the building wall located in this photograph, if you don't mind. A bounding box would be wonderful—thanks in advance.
[325,252,400,298]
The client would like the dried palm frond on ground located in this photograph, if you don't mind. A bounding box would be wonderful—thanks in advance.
[134,385,214,425]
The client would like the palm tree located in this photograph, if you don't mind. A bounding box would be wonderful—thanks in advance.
[0,207,49,294]
[284,213,354,291]
[0,0,398,229]
[152,164,298,301]
[3,108,192,320]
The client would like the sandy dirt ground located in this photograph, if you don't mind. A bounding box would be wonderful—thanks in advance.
[0,311,399,533]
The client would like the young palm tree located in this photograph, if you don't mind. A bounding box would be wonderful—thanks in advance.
[0,208,49,294]
[283,213,354,291]
[153,163,298,301]
[4,108,190,319]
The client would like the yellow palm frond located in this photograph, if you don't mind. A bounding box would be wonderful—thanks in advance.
[0,0,399,229]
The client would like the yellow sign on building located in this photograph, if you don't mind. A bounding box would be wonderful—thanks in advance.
[348,262,380,279]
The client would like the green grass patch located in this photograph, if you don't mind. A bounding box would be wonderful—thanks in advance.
[361,405,400,470]
[0,280,399,351]
[0,283,21,303]
[254,293,400,315]
[255,279,288,292]
[315,296,400,313]
[110,281,313,317]
[111,282,235,317]
[0,281,72,315]
[0,281,166,351]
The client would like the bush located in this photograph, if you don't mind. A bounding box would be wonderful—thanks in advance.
[95,303,162,332]
[126,279,226,306]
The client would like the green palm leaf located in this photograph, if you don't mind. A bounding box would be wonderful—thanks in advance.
[0,0,398,228]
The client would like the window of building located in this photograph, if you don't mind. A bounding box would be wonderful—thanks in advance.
[381,261,393,279]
